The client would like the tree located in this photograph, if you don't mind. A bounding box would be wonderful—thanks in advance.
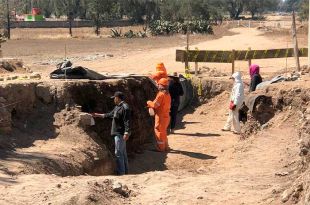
[191,0,211,20]
[87,0,113,35]
[281,0,302,12]
[245,0,279,19]
[299,0,309,21]
[119,0,146,23]
[224,0,246,19]
[159,0,187,22]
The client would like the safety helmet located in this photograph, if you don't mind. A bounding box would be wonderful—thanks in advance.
[158,78,169,86]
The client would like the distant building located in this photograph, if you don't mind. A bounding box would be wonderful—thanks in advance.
[24,8,45,22]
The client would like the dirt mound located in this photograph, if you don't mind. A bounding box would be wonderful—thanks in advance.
[0,59,30,74]
[199,66,228,77]
[239,85,310,204]
[0,77,156,176]
[0,175,132,205]
[301,65,310,75]
[192,77,232,103]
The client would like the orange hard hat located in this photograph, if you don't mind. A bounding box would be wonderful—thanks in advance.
[158,78,169,86]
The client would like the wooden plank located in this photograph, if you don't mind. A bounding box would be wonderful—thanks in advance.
[176,48,308,63]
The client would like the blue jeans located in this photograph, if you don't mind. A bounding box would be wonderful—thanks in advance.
[114,135,129,175]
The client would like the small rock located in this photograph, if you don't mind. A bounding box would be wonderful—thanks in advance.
[79,113,95,126]
[75,105,82,111]
[281,189,293,203]
[56,184,61,188]
[113,182,123,192]
[305,107,310,115]
[275,171,289,176]
[196,166,207,173]
[112,182,130,197]
[197,196,203,200]
[103,179,110,184]
[65,103,71,111]
[106,54,114,58]
[87,194,99,202]
[305,192,310,205]
[30,72,41,79]
[295,184,303,192]
[294,88,302,93]
[261,123,269,130]
[65,114,74,122]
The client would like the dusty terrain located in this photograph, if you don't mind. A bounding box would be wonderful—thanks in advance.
[0,22,310,205]
[1,80,309,205]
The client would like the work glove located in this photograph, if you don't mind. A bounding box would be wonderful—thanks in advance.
[229,101,236,110]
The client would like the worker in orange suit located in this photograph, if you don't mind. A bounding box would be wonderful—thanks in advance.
[147,78,171,152]
[150,63,168,84]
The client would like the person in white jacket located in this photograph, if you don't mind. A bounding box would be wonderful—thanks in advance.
[222,72,245,134]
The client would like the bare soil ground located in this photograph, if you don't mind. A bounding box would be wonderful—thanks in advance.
[0,80,307,205]
[0,21,309,204]
[1,26,234,76]
[2,25,307,79]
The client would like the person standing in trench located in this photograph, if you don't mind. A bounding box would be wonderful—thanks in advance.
[168,72,184,133]
[92,91,131,175]
[147,78,171,152]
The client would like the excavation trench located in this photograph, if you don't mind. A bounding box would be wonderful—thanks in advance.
[0,77,158,176]
[0,76,233,177]
[1,76,303,179]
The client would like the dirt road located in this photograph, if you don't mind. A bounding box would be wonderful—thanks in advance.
[77,27,308,76]
[2,27,307,77]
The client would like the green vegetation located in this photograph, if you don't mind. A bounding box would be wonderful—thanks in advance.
[1,0,308,36]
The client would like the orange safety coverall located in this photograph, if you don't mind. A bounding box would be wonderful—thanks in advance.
[147,91,171,152]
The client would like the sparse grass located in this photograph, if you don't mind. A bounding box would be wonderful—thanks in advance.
[261,26,308,47]
[11,26,146,40]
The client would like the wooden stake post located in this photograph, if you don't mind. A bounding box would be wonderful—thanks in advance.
[232,49,235,74]
[248,47,252,68]
[185,29,190,75]
[292,11,301,71]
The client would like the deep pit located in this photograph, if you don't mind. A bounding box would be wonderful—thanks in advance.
[0,77,157,176]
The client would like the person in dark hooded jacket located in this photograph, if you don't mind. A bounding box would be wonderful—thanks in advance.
[168,72,184,133]
[249,64,262,92]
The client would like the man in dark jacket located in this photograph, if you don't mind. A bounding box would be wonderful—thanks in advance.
[93,91,130,175]
[168,72,184,133]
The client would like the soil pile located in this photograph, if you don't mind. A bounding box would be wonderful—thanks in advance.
[0,59,30,74]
